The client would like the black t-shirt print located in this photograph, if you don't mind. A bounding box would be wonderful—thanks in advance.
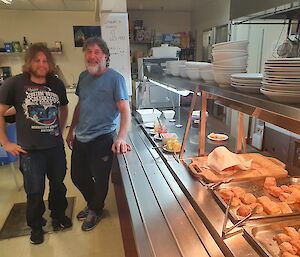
[23,85,60,132]
[0,73,68,150]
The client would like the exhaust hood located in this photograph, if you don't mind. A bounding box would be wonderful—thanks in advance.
[231,0,300,24]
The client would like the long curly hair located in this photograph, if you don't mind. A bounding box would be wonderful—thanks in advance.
[22,43,56,75]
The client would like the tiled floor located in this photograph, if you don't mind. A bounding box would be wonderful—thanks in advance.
[0,144,125,257]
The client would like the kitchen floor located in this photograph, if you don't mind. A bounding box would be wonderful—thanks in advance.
[0,140,125,257]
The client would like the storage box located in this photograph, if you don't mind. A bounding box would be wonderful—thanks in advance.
[151,45,181,58]
[136,109,161,123]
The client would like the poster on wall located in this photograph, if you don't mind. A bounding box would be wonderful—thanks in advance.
[73,26,101,47]
[101,13,132,95]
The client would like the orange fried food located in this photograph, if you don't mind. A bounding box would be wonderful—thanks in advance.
[252,203,264,214]
[281,251,299,257]
[290,239,300,255]
[279,193,296,204]
[278,202,293,214]
[257,196,281,215]
[231,187,246,198]
[236,204,251,217]
[290,203,300,212]
[241,193,257,205]
[264,177,277,189]
[231,197,241,207]
[268,186,284,198]
[284,227,300,240]
[279,242,298,255]
[219,188,234,203]
[281,185,293,194]
[290,189,300,203]
[274,233,292,244]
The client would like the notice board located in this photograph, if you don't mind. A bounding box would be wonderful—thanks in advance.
[101,13,132,95]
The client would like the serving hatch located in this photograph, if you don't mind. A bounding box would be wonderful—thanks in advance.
[213,177,300,223]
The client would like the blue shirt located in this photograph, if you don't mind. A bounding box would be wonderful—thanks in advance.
[75,68,129,143]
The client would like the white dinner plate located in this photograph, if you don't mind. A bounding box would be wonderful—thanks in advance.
[262,81,300,88]
[153,134,163,141]
[162,145,181,153]
[144,122,155,128]
[263,77,300,84]
[264,72,300,78]
[231,81,262,87]
[261,85,300,92]
[231,73,263,80]
[266,58,300,62]
[265,66,300,72]
[265,63,300,67]
[207,133,229,141]
[260,88,300,103]
[231,84,261,93]
[148,129,156,135]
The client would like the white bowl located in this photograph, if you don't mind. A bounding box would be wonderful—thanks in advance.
[212,51,248,61]
[185,68,202,80]
[179,65,188,78]
[162,110,175,119]
[214,72,234,86]
[200,69,215,82]
[212,40,249,51]
[185,62,212,69]
[213,56,248,66]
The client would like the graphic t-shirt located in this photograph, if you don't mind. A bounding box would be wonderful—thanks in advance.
[0,73,68,150]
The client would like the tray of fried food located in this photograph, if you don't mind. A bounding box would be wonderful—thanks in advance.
[214,176,300,223]
[244,218,300,257]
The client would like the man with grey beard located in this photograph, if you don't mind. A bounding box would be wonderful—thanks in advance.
[66,37,131,231]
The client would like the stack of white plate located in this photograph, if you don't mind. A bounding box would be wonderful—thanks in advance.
[184,62,213,81]
[231,73,263,93]
[166,60,187,76]
[261,58,300,103]
[212,40,249,87]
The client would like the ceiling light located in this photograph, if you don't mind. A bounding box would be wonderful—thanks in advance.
[1,0,12,4]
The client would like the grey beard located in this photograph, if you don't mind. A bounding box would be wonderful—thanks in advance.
[86,60,106,75]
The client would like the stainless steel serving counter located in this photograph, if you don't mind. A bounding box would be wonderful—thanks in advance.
[116,115,261,257]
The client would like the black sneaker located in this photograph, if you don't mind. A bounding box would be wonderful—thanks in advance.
[52,216,73,231]
[76,206,89,221]
[30,228,44,245]
[81,210,103,231]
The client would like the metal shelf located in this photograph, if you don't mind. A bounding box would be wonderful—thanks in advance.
[148,74,300,135]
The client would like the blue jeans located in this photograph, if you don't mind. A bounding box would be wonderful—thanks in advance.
[20,143,68,229]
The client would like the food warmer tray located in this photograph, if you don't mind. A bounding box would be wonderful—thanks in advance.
[213,177,300,223]
[243,218,300,257]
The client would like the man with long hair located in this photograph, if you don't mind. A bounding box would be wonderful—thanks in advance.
[0,43,72,244]
[66,37,131,231]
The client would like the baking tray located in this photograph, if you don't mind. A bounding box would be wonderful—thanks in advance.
[213,176,300,223]
[244,218,300,257]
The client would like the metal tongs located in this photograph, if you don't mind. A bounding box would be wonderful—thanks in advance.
[207,178,232,190]
[222,197,255,237]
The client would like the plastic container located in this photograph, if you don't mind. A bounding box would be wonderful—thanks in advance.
[151,45,181,58]
[136,109,161,123]
[162,110,175,119]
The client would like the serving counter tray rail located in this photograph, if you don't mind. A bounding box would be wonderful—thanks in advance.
[213,177,300,223]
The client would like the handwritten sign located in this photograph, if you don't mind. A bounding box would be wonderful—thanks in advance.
[101,13,132,95]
